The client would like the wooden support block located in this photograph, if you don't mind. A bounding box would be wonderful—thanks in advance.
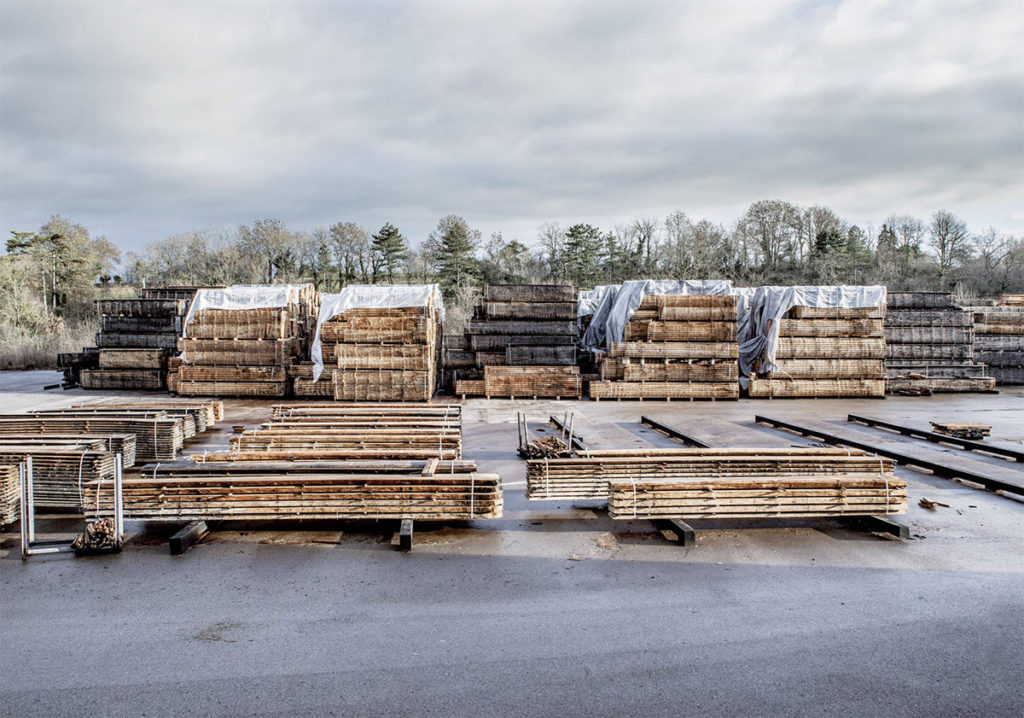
[422,458,439,476]
[656,519,696,546]
[169,520,208,555]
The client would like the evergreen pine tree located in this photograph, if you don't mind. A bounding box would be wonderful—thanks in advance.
[425,215,481,299]
[371,223,409,283]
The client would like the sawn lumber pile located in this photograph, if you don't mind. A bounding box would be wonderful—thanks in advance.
[751,303,886,398]
[965,302,1024,386]
[592,294,739,401]
[885,292,995,394]
[455,285,581,398]
[0,463,18,525]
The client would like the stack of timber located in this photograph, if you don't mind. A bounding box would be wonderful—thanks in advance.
[86,464,501,522]
[998,293,1024,307]
[0,433,137,469]
[885,292,995,394]
[177,288,318,397]
[0,440,117,510]
[455,285,581,399]
[75,297,190,390]
[0,413,184,462]
[195,403,463,461]
[750,304,886,398]
[313,303,440,401]
[967,302,1024,385]
[592,294,739,401]
[0,463,18,525]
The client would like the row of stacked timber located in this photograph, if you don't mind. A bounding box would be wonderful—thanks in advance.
[299,288,441,401]
[884,292,995,394]
[749,304,887,398]
[524,447,906,519]
[966,296,1024,385]
[86,404,502,522]
[591,294,739,400]
[176,285,318,397]
[0,400,221,521]
[453,285,582,399]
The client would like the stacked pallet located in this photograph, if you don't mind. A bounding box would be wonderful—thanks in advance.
[196,404,463,461]
[0,440,117,509]
[885,292,995,394]
[455,285,581,399]
[968,302,1024,385]
[591,294,739,400]
[177,286,317,397]
[749,304,886,398]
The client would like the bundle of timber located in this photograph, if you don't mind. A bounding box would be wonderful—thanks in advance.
[0,413,183,462]
[967,302,1024,385]
[997,294,1024,307]
[196,403,463,461]
[177,285,318,397]
[0,441,116,509]
[455,284,579,398]
[0,463,18,524]
[525,447,900,502]
[592,293,739,401]
[885,292,995,393]
[305,285,442,401]
[0,433,137,469]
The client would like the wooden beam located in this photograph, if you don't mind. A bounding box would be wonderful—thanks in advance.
[169,520,208,556]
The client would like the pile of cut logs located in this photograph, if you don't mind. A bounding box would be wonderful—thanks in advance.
[749,304,887,398]
[966,295,1024,385]
[453,285,581,399]
[591,293,739,400]
[885,292,995,394]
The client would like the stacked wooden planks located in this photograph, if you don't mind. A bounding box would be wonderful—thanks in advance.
[313,302,440,401]
[0,413,183,462]
[0,440,117,509]
[750,304,886,398]
[966,302,1024,385]
[592,294,739,401]
[0,462,18,525]
[85,403,501,523]
[0,434,137,469]
[885,292,995,393]
[455,285,581,399]
[178,288,318,397]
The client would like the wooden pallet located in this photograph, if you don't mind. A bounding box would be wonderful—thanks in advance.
[622,361,739,382]
[590,381,738,401]
[885,377,997,394]
[483,366,581,399]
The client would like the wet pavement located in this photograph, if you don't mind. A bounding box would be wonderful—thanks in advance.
[1,371,1022,716]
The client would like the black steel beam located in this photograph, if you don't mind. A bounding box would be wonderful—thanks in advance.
[398,518,413,552]
[846,515,909,539]
[639,416,712,448]
[655,519,697,546]
[169,520,208,556]
[847,414,1023,463]
[755,415,1024,496]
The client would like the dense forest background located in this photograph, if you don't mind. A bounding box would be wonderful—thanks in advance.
[3,200,1023,368]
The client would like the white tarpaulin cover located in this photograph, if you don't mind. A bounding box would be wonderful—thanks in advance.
[182,284,311,340]
[595,279,734,351]
[578,284,618,350]
[311,284,443,381]
[738,285,887,381]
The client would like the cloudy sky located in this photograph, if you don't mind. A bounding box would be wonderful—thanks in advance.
[1,0,1021,255]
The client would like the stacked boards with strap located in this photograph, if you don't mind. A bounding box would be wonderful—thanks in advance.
[592,293,739,400]
[885,292,995,394]
[750,303,886,398]
[966,298,1024,385]
[456,285,581,399]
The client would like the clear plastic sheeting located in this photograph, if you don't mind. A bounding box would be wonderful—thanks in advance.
[182,284,311,338]
[578,285,618,350]
[597,279,734,351]
[311,284,443,382]
[738,285,887,382]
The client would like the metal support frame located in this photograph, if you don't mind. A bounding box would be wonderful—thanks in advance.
[640,416,712,448]
[20,454,124,559]
[755,415,1024,497]
[548,413,587,452]
[169,520,209,556]
[847,414,1023,462]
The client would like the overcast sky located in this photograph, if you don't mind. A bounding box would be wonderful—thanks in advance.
[2,0,1022,255]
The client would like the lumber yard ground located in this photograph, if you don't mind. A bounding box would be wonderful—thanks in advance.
[1,370,1022,718]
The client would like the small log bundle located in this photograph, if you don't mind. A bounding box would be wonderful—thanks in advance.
[886,292,994,393]
[595,294,739,401]
[453,284,577,396]
[525,448,904,513]
[968,304,1024,385]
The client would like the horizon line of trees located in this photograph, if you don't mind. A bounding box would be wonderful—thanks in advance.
[3,202,1023,338]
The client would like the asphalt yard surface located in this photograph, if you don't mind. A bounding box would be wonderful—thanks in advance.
[1,371,1022,717]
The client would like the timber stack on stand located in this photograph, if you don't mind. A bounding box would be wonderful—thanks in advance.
[454,285,581,399]
[749,303,887,398]
[885,292,995,394]
[590,293,739,401]
[966,295,1024,385]
[176,285,318,397]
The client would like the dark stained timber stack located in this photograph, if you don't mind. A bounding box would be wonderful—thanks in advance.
[78,298,188,390]
[967,301,1024,385]
[307,302,440,401]
[885,292,995,394]
[456,285,581,399]
[750,304,886,398]
[591,294,739,401]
